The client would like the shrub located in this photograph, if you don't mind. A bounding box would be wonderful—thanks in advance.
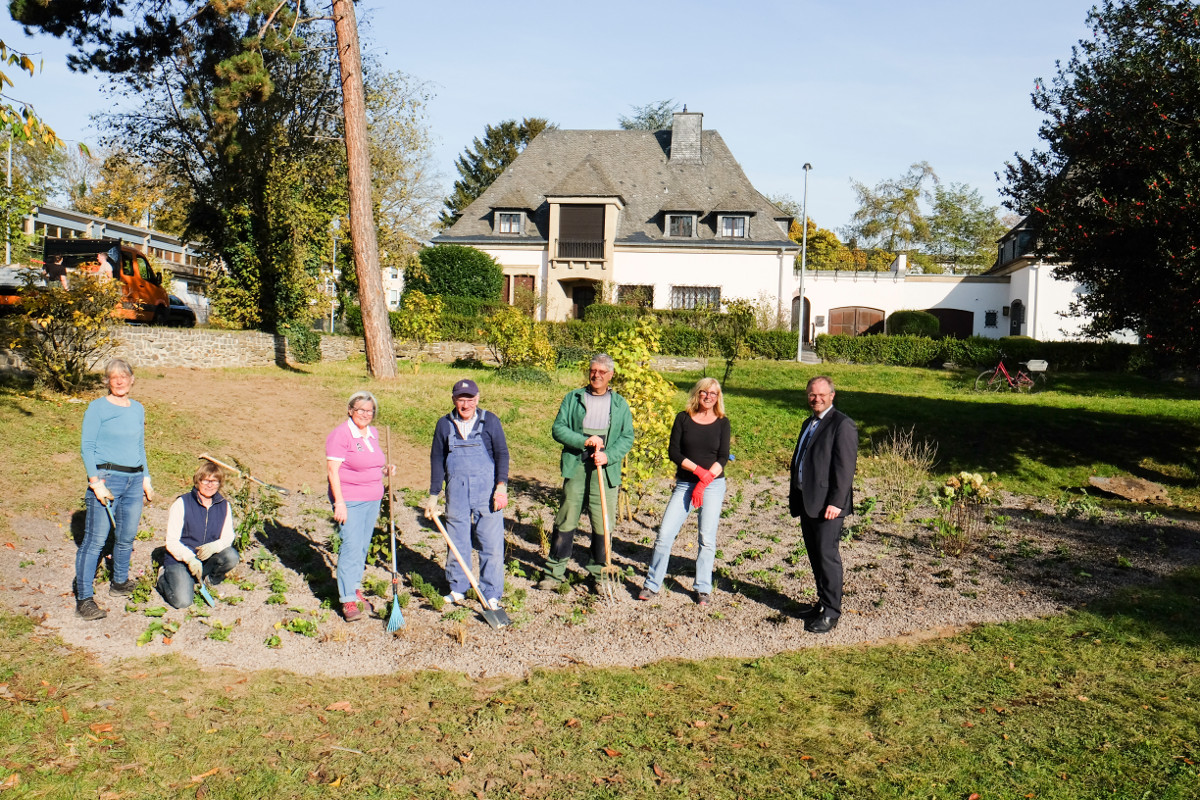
[814,334,943,367]
[865,427,937,521]
[393,290,443,373]
[279,321,321,364]
[746,330,799,360]
[495,365,554,384]
[407,245,503,300]
[887,310,940,337]
[483,305,555,370]
[437,295,504,318]
[11,271,122,393]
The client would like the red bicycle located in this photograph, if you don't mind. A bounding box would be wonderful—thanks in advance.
[974,354,1048,392]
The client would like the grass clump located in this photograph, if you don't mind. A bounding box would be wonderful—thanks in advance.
[865,425,938,520]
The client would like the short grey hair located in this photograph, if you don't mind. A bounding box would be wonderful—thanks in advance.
[104,358,134,386]
[590,353,615,373]
[346,390,378,415]
[806,375,835,393]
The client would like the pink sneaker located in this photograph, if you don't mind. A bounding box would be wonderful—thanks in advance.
[342,601,361,622]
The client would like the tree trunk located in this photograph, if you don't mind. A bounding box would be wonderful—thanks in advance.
[332,0,396,379]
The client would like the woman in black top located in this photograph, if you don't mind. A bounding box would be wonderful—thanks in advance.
[639,378,730,605]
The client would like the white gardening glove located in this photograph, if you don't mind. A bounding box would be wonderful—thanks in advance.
[90,481,115,505]
[142,476,154,504]
[186,557,204,582]
[423,494,440,521]
[195,541,222,561]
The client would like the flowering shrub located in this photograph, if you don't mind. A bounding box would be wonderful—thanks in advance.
[937,471,999,507]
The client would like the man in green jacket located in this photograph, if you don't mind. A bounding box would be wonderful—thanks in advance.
[540,353,635,590]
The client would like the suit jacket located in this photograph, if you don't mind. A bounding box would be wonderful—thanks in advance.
[788,407,858,519]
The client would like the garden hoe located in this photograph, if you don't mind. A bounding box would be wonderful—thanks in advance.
[198,453,290,495]
[595,465,620,603]
[384,427,405,632]
[430,514,510,630]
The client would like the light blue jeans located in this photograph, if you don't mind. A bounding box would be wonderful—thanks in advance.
[75,469,145,600]
[644,477,726,595]
[336,499,381,604]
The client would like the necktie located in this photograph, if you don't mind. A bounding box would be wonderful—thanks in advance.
[795,418,819,483]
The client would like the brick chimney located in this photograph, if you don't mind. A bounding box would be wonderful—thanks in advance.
[669,110,703,164]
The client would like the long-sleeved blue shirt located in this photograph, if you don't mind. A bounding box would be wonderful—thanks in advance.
[80,397,148,478]
[428,409,509,494]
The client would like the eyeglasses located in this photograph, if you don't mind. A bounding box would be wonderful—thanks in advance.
[589,369,612,376]
[351,407,375,416]
[199,478,221,485]
[698,390,719,397]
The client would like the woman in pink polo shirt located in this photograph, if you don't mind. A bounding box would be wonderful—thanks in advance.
[325,390,393,622]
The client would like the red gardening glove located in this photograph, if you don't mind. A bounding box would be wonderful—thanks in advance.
[691,471,714,508]
[693,466,714,483]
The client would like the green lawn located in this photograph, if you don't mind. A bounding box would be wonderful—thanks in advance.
[1,358,1198,797]
[1,569,1196,798]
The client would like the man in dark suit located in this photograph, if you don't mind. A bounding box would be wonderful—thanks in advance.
[789,375,858,634]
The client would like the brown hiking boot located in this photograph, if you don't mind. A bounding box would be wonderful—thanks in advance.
[76,598,107,620]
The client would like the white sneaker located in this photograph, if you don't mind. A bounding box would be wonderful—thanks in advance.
[443,591,465,604]
[485,597,502,611]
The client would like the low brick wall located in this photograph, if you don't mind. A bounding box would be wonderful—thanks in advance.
[0,327,702,372]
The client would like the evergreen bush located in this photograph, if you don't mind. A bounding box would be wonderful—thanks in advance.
[887,310,940,337]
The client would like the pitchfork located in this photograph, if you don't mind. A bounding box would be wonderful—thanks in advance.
[595,463,620,602]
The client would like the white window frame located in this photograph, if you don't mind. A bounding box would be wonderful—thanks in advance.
[670,285,721,310]
[665,213,696,238]
[718,214,748,238]
[497,211,523,235]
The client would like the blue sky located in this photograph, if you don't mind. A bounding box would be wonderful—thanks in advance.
[3,0,1097,233]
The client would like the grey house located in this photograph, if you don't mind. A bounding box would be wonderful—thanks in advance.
[434,111,799,321]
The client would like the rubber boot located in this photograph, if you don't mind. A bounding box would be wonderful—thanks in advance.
[538,557,569,590]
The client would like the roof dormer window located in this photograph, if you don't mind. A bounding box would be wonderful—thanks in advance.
[666,213,695,238]
[496,212,523,235]
[719,214,747,238]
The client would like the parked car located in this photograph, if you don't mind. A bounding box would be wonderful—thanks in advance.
[167,295,197,327]
[0,238,170,324]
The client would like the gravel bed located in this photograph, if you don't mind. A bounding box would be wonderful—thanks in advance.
[3,476,1197,678]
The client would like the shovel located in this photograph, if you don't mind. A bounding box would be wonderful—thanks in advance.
[430,514,510,630]
[198,453,290,495]
[384,427,405,632]
[197,579,216,607]
[595,464,620,602]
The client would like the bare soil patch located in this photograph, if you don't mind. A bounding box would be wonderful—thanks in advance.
[3,369,1198,677]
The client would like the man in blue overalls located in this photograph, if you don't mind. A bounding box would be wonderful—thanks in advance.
[424,379,510,609]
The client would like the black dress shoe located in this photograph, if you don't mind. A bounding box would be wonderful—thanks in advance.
[805,615,839,634]
[795,603,822,620]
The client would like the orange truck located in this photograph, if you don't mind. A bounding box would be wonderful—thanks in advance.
[1,238,170,324]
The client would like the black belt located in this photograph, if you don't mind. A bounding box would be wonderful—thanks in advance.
[96,462,143,473]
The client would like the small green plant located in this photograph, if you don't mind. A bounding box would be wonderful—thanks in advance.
[1055,490,1103,522]
[268,571,288,593]
[506,559,529,579]
[265,593,287,605]
[143,606,167,618]
[280,617,318,637]
[135,525,154,542]
[442,607,470,623]
[1116,555,1133,569]
[506,587,528,612]
[264,634,282,648]
[362,576,389,597]
[136,620,180,646]
[129,574,154,604]
[237,578,257,591]
[225,470,283,551]
[251,551,275,572]
[206,619,235,641]
[408,571,445,611]
[18,560,33,568]
[222,595,243,605]
[721,486,744,519]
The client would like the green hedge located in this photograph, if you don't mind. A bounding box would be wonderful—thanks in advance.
[814,334,1144,372]
[887,310,939,337]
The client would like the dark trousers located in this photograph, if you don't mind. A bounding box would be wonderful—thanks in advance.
[799,510,844,618]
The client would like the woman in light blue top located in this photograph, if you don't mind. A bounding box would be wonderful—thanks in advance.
[76,358,154,620]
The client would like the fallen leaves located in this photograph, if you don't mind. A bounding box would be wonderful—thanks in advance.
[564,718,580,728]
[601,747,621,758]
[190,767,219,783]
[325,701,355,713]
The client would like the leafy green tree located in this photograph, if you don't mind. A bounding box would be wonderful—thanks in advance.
[618,99,679,130]
[394,290,442,374]
[407,245,503,300]
[718,298,756,386]
[927,183,1007,273]
[440,118,551,228]
[0,39,64,146]
[72,147,190,234]
[846,161,938,254]
[1003,0,1200,366]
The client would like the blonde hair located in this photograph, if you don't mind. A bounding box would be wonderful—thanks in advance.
[686,377,726,418]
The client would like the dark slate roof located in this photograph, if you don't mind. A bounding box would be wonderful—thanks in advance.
[435,128,797,250]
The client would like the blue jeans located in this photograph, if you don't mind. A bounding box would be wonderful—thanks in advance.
[644,477,726,594]
[75,469,145,600]
[336,499,380,604]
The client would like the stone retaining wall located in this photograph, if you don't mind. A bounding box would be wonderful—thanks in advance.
[0,327,703,372]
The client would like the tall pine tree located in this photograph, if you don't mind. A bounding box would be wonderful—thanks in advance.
[439,118,551,228]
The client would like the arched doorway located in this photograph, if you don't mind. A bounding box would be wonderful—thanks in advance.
[1009,299,1025,336]
[791,296,811,343]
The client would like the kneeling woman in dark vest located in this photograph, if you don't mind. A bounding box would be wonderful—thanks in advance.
[158,462,239,608]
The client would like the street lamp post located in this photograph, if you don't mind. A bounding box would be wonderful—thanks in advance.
[795,162,812,362]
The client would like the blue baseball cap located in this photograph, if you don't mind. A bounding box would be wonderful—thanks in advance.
[452,379,479,398]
